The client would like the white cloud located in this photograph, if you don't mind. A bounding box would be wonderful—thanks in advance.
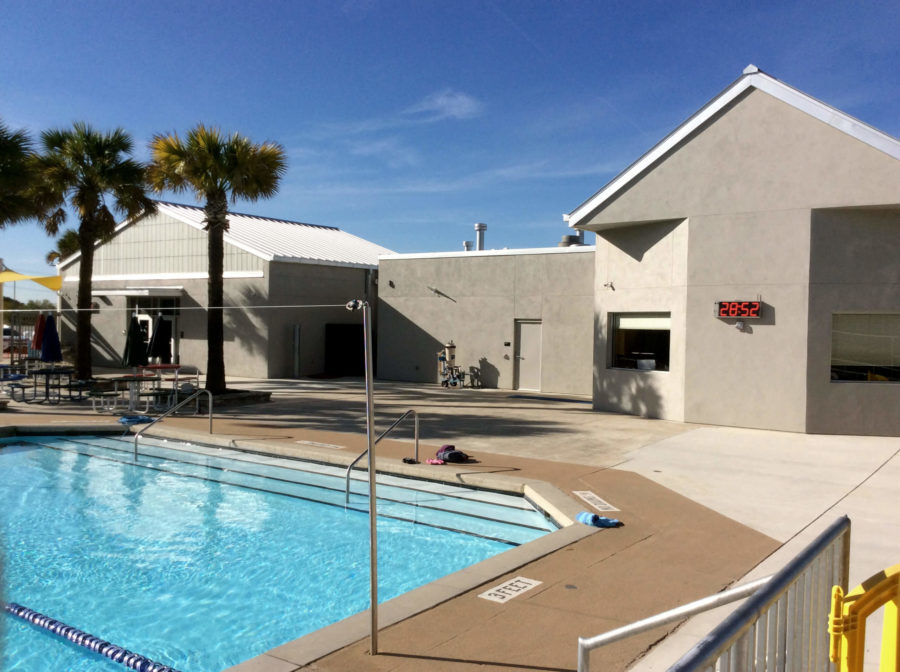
[314,89,484,138]
[403,89,483,122]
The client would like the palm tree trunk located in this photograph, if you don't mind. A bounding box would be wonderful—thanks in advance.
[205,198,227,394]
[75,228,94,380]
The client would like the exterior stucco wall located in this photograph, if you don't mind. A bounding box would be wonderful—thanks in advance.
[683,210,812,432]
[593,220,688,420]
[578,86,900,434]
[377,249,594,395]
[265,261,372,378]
[580,89,900,229]
[805,208,900,435]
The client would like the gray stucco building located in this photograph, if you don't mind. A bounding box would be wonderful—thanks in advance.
[58,201,392,378]
[377,245,595,395]
[567,66,899,435]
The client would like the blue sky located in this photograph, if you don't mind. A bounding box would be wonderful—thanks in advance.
[2,0,898,303]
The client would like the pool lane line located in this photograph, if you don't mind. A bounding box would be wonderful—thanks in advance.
[3,602,181,672]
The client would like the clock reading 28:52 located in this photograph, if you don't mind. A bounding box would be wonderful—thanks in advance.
[717,300,761,318]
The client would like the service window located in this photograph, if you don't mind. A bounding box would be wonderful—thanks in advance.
[610,313,670,371]
[831,314,900,382]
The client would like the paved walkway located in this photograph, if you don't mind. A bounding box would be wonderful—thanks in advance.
[2,375,898,671]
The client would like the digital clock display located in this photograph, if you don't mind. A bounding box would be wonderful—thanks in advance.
[717,300,761,318]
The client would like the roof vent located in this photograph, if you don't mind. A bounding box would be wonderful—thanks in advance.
[743,64,760,75]
[474,222,487,251]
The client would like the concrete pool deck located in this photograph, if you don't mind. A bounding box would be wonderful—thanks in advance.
[2,375,898,671]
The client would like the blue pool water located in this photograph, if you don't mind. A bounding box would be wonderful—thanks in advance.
[0,435,553,671]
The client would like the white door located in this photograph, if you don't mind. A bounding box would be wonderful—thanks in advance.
[514,320,542,391]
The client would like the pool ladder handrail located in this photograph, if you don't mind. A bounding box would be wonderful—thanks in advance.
[344,409,419,504]
[133,389,214,460]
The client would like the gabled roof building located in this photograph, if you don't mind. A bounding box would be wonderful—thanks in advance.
[568,66,899,435]
[59,201,393,378]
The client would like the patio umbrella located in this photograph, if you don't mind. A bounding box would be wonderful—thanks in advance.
[147,316,172,364]
[122,315,148,368]
[31,312,46,352]
[40,314,63,363]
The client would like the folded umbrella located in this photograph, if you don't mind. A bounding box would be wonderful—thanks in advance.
[40,314,62,363]
[31,313,46,352]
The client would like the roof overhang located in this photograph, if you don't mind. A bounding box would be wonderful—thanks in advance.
[91,286,184,298]
[567,65,900,232]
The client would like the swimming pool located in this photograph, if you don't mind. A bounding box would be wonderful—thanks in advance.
[0,435,556,671]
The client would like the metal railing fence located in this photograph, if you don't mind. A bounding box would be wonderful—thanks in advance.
[668,515,850,672]
[577,516,851,672]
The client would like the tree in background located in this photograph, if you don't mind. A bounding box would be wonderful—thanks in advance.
[0,119,39,227]
[32,122,155,380]
[45,229,80,265]
[148,125,286,394]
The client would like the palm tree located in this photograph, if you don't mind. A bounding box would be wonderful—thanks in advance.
[148,125,286,393]
[32,122,155,380]
[0,120,38,227]
[46,229,81,265]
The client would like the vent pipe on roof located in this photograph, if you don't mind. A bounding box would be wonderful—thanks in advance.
[474,222,487,251]
[463,241,473,252]
[558,229,586,247]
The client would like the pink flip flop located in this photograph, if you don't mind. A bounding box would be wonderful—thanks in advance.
[426,458,444,465]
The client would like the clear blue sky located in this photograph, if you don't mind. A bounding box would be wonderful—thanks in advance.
[2,0,898,303]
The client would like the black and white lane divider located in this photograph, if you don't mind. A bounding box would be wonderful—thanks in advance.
[3,602,182,672]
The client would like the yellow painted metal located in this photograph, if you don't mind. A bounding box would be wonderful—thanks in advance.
[829,564,900,672]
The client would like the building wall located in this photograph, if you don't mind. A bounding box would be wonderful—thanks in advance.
[265,261,372,378]
[578,86,900,433]
[378,248,594,395]
[58,212,377,380]
[805,208,900,435]
[682,209,813,432]
[593,220,688,420]
[581,89,900,227]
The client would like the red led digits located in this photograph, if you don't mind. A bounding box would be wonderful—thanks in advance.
[717,301,762,319]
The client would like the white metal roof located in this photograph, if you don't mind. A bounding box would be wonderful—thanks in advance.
[567,65,900,229]
[155,201,393,268]
[59,201,393,270]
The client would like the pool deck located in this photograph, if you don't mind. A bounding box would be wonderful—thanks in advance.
[3,374,898,671]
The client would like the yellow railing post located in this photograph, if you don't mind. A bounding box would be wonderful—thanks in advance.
[829,564,900,672]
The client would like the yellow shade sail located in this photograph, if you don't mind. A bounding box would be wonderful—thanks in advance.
[0,269,64,291]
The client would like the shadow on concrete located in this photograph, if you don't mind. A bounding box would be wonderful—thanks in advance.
[216,383,592,441]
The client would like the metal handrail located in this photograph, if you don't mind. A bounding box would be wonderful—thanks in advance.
[344,409,419,504]
[576,515,851,672]
[133,389,213,460]
[668,515,850,671]
[576,577,772,672]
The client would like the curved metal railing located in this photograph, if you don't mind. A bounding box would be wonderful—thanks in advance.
[344,409,419,504]
[133,390,213,460]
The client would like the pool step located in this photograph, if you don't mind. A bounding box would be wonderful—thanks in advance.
[16,436,556,546]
